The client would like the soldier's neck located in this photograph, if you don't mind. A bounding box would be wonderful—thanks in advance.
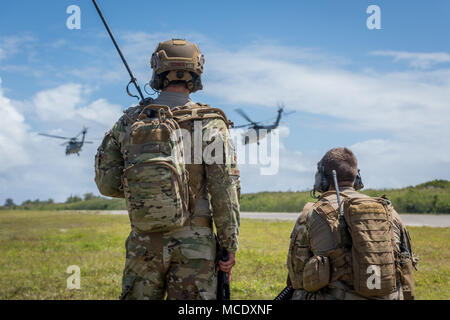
[328,185,355,192]
[154,90,191,109]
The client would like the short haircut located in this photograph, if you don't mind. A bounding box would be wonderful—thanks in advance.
[166,80,189,88]
[320,147,358,183]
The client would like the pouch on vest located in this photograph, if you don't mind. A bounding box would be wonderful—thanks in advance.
[303,255,331,292]
[122,105,189,233]
[343,197,397,297]
[287,202,315,290]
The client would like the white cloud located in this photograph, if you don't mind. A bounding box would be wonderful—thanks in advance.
[77,98,124,126]
[0,78,31,170]
[202,44,450,191]
[371,50,450,69]
[206,45,449,131]
[206,45,450,133]
[351,138,450,189]
[33,84,85,121]
[234,126,318,193]
[0,35,37,61]
[33,83,122,126]
[0,78,124,204]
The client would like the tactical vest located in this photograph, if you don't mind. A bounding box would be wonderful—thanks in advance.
[289,190,406,299]
[120,101,232,233]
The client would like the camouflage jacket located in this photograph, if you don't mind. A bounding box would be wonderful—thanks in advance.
[95,99,240,253]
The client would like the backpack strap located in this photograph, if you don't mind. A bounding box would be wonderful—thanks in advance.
[172,103,234,128]
[312,196,355,286]
[121,98,155,124]
[312,192,349,237]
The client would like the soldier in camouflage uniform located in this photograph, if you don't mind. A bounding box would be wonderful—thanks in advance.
[286,148,417,300]
[95,39,240,300]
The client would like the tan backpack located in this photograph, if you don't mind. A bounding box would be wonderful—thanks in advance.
[314,194,398,297]
[343,197,398,297]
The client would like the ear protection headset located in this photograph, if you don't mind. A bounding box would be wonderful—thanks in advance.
[312,161,364,197]
[354,169,364,190]
[313,161,329,194]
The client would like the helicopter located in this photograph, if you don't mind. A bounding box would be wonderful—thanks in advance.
[38,127,93,156]
[234,104,295,145]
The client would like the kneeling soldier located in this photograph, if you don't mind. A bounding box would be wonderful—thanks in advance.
[286,147,417,300]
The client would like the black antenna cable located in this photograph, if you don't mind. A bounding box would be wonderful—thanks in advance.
[92,0,146,103]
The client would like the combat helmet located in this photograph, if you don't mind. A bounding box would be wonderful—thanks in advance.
[150,39,204,92]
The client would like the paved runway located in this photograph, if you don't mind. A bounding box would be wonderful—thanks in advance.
[90,210,450,227]
[240,212,450,227]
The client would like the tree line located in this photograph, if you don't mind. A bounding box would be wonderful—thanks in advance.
[2,180,449,214]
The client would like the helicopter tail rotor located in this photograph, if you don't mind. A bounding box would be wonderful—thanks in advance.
[75,127,88,138]
[277,102,285,112]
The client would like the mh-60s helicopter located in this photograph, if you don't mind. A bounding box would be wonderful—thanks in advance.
[39,127,93,156]
[234,104,295,145]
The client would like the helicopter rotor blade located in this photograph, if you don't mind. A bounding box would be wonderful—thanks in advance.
[233,124,252,129]
[283,111,296,116]
[83,141,94,144]
[235,108,257,125]
[39,133,71,140]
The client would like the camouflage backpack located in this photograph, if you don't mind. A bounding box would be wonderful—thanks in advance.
[121,104,189,233]
[121,103,232,233]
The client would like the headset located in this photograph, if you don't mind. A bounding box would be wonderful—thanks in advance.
[313,161,329,195]
[354,169,364,190]
[312,161,364,198]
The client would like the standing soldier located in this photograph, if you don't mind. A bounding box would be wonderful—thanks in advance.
[95,39,240,300]
[286,147,417,300]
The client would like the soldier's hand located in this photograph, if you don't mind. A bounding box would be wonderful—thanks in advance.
[227,269,233,283]
[218,252,236,274]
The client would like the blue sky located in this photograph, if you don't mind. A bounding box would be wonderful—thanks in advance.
[1,0,449,203]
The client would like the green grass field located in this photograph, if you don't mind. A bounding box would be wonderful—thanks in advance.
[0,210,448,300]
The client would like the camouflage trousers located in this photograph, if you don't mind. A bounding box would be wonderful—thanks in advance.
[120,226,217,300]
